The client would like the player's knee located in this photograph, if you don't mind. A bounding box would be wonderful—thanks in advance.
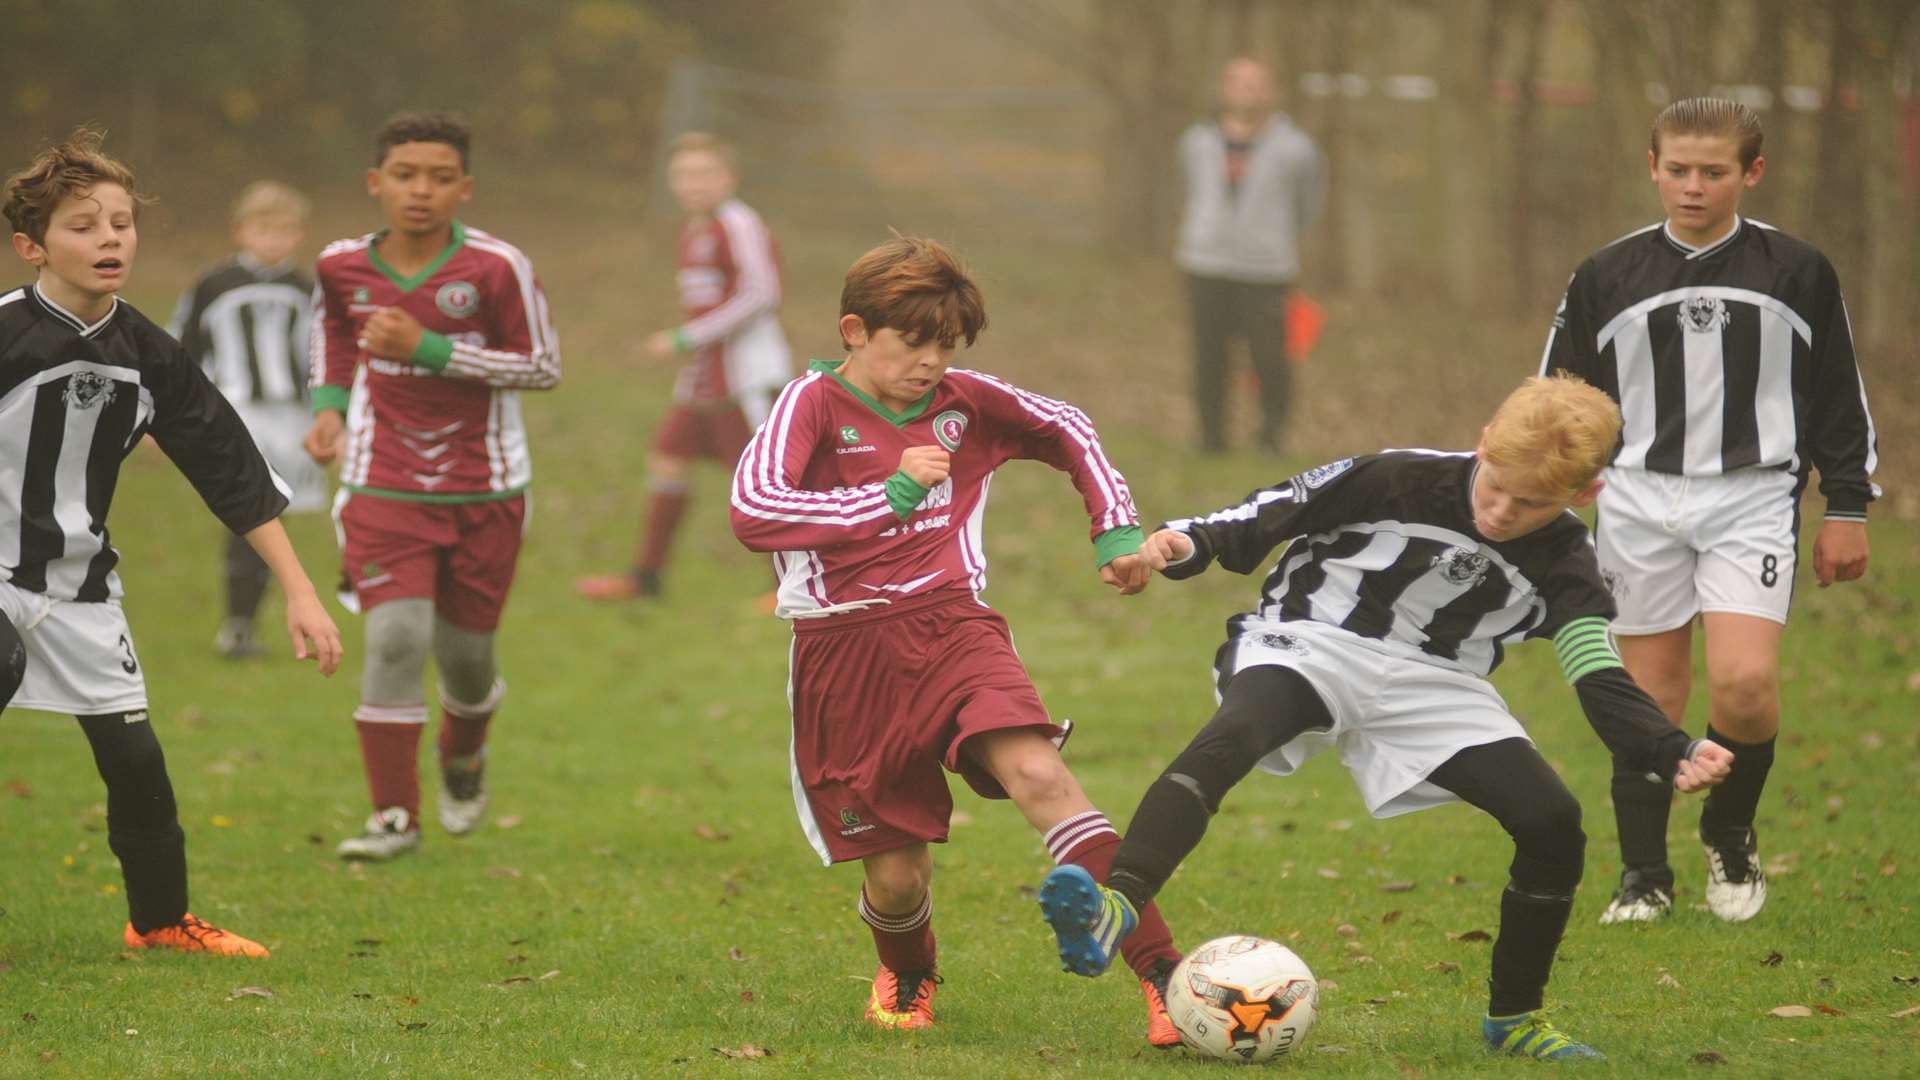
[83,715,169,791]
[999,746,1075,803]
[1507,788,1583,855]
[864,851,933,908]
[1707,666,1777,727]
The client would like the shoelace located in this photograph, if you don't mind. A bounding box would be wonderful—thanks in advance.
[893,970,942,1012]
[445,766,484,800]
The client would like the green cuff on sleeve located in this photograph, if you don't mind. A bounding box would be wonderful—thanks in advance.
[409,330,454,372]
[1552,615,1622,684]
[672,327,693,353]
[310,385,350,415]
[1092,525,1144,568]
[885,470,930,519]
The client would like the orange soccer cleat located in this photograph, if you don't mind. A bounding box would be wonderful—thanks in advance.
[124,914,269,957]
[864,964,939,1030]
[1142,958,1182,1048]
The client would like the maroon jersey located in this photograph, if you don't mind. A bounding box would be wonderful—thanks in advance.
[310,221,560,499]
[672,199,788,408]
[731,361,1139,617]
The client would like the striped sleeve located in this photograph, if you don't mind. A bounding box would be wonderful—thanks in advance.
[1552,616,1622,683]
[1803,258,1879,521]
[680,201,780,349]
[426,237,561,390]
[310,250,362,415]
[730,374,898,552]
[956,369,1139,540]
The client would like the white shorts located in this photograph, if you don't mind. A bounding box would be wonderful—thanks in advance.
[1218,619,1528,818]
[0,580,148,715]
[1595,467,1798,635]
[240,404,329,514]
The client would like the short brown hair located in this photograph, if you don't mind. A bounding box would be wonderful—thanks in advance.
[667,131,737,171]
[3,127,148,245]
[839,235,988,349]
[375,111,471,172]
[1482,374,1621,496]
[232,180,311,224]
[1651,97,1763,171]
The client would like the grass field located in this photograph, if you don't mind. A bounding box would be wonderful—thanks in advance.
[2,208,1916,1078]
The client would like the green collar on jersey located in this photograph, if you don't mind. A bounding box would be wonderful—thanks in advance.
[808,358,935,426]
[367,219,466,293]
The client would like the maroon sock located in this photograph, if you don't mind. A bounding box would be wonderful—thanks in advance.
[1047,810,1181,978]
[437,679,505,762]
[353,705,424,825]
[636,488,691,574]
[859,887,937,973]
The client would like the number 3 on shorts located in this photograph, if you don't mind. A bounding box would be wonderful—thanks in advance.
[117,633,138,674]
[1759,554,1779,588]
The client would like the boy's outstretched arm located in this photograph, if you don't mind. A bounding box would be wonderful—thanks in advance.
[242,520,343,676]
[1553,616,1730,792]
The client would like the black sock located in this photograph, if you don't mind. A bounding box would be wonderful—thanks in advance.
[224,533,271,623]
[1698,725,1775,845]
[1488,885,1574,1017]
[1108,664,1333,911]
[1611,762,1674,887]
[78,713,188,932]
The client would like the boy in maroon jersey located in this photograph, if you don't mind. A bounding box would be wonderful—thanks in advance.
[730,236,1183,1043]
[578,132,790,601]
[303,112,560,860]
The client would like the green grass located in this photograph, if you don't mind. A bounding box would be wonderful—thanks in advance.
[3,215,1917,1077]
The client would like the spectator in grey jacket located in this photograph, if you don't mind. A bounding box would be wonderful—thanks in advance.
[1177,58,1325,454]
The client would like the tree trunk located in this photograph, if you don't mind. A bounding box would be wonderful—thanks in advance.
[1505,0,1552,303]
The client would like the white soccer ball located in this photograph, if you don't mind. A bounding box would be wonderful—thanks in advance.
[1165,935,1318,1063]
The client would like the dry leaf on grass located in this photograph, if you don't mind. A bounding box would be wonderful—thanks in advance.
[1760,951,1784,967]
[712,1044,772,1059]
[494,815,522,830]
[694,824,732,842]
[1448,929,1492,942]
[1690,1051,1728,1065]
[1430,961,1461,974]
[1767,1005,1813,1018]
[1814,1003,1844,1016]
[1892,975,1919,985]
[1658,973,1683,989]
[1888,1005,1920,1019]
[1336,923,1359,937]
[1381,910,1402,924]
[727,947,751,962]
[539,970,561,980]
[229,986,273,999]
[1379,881,1417,893]
[485,866,521,880]
[1316,867,1342,880]
[739,990,755,1003]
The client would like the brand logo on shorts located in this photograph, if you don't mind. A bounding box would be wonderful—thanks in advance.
[1601,568,1628,598]
[353,287,371,303]
[1432,546,1492,588]
[932,410,968,452]
[123,710,149,724]
[1678,296,1730,334]
[839,808,861,827]
[1252,631,1309,656]
[1299,458,1354,490]
[840,425,861,444]
[62,371,116,411]
[436,280,480,318]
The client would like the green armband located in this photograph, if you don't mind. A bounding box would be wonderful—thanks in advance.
[885,470,930,519]
[409,330,455,371]
[1092,525,1144,568]
[1552,616,1622,684]
[310,385,350,415]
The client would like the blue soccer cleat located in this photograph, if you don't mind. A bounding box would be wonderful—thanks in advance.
[1483,1012,1606,1061]
[1038,864,1137,977]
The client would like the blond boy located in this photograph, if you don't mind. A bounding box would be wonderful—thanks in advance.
[1044,375,1732,1060]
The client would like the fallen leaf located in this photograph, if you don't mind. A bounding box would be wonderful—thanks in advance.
[539,970,561,980]
[124,1029,138,1037]
[1448,873,1472,886]
[351,993,372,1000]
[1814,1003,1843,1016]
[1016,884,1038,900]
[499,976,532,985]
[38,1051,56,1063]
[1319,980,1339,993]
[21,1012,36,1023]
[348,951,377,958]
[505,953,527,964]
[1381,910,1402,924]
[727,947,751,962]
[1882,864,1898,878]
[1893,975,1918,985]
[400,1021,429,1031]
[229,986,273,999]
[1378,880,1417,893]
[210,815,233,828]
[1859,730,1885,750]
[1430,961,1461,974]
[494,815,522,830]
[712,1044,771,1059]
[739,990,755,1003]
[1035,1046,1057,1061]
[1343,940,1366,953]
[1691,1051,1727,1065]
[4,779,30,799]
[1326,819,1354,831]
[354,938,383,947]
[1336,923,1359,937]
[485,866,522,879]
[693,824,732,842]
[1316,867,1342,880]
[1449,929,1492,943]
[1889,1005,1920,1019]
[1365,996,1390,1005]
[1316,1045,1348,1054]
[1760,951,1784,967]
[1767,1005,1813,1018]
[1351,955,1376,965]
[1658,973,1683,989]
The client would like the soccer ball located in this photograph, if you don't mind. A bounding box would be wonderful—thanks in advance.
[1164,935,1318,1063]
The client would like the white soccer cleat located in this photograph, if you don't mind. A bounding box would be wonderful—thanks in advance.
[1598,866,1673,924]
[1703,832,1767,922]
[336,807,421,861]
[437,753,490,836]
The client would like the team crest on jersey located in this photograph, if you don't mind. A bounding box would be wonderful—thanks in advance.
[932,410,969,452]
[1678,296,1730,333]
[62,371,116,411]
[840,425,861,444]
[1432,546,1492,588]
[353,286,371,303]
[1300,458,1354,490]
[1251,631,1309,656]
[435,280,480,318]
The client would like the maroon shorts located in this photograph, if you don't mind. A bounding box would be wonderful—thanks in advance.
[337,492,527,631]
[655,401,753,462]
[788,590,1060,864]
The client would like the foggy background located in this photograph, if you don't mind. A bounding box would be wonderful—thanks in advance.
[7,0,1914,508]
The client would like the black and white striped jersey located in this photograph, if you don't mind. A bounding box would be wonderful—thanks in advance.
[1539,216,1879,521]
[167,254,312,408]
[0,284,289,602]
[1163,451,1613,677]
